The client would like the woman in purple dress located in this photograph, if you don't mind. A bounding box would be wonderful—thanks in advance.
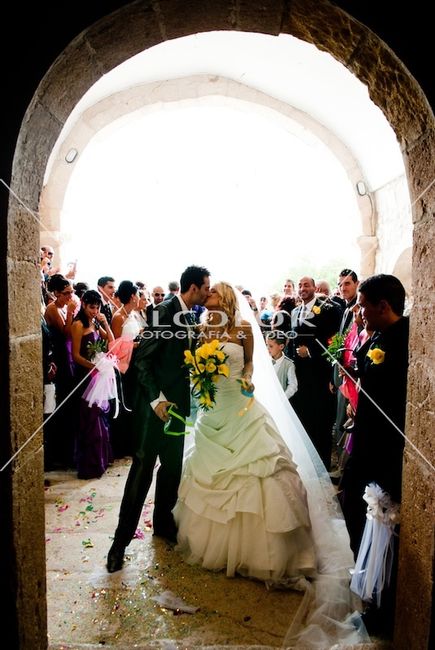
[71,290,115,479]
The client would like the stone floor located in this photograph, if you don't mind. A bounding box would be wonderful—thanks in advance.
[45,458,391,649]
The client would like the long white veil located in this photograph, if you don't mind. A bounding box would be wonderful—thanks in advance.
[235,289,369,648]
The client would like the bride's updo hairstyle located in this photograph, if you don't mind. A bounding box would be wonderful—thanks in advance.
[212,282,239,331]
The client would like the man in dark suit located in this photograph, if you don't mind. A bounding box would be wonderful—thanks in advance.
[340,274,409,636]
[331,269,359,463]
[107,265,211,572]
[289,277,341,468]
[97,276,116,324]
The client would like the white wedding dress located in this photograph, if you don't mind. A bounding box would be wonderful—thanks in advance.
[173,296,369,647]
[174,341,317,584]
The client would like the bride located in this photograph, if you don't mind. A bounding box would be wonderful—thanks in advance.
[174,282,368,646]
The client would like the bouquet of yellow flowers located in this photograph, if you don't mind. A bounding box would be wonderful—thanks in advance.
[184,339,230,411]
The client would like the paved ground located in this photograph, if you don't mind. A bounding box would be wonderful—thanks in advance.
[45,458,306,648]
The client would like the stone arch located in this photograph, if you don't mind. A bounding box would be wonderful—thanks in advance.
[41,74,376,277]
[5,2,433,649]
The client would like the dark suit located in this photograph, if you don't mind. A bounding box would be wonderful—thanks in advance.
[333,295,357,439]
[340,316,409,553]
[289,298,341,468]
[113,296,193,545]
[100,301,114,324]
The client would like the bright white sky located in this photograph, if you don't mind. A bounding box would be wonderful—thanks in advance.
[61,102,361,298]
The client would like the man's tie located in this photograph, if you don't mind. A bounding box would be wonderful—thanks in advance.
[298,305,307,327]
[340,307,349,334]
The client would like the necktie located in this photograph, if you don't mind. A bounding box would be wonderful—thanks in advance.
[298,306,307,326]
[340,307,349,334]
[272,359,276,365]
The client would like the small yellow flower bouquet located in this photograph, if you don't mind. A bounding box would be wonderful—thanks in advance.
[184,339,229,411]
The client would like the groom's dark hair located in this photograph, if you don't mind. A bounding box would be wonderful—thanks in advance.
[180,265,210,293]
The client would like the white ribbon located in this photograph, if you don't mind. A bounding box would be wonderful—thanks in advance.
[81,352,120,417]
[350,482,400,606]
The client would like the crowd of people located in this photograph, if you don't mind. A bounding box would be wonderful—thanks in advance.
[40,248,410,642]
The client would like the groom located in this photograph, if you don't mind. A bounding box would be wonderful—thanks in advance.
[107,265,211,572]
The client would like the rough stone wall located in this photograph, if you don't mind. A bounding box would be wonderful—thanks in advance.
[396,126,435,649]
[374,175,413,274]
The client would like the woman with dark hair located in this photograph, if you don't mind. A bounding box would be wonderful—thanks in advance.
[71,289,115,479]
[73,281,89,300]
[109,281,142,458]
[44,274,77,467]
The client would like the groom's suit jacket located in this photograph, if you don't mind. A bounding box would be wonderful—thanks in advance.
[134,296,193,418]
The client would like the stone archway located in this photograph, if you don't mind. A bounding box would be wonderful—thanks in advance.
[41,74,377,278]
[4,2,434,649]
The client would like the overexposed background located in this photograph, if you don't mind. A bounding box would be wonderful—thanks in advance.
[61,104,360,298]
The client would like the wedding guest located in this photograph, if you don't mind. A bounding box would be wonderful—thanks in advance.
[71,290,114,479]
[109,281,142,458]
[283,278,296,298]
[340,274,409,637]
[332,269,359,466]
[97,276,116,324]
[266,331,298,399]
[41,245,60,279]
[241,289,261,325]
[146,286,166,324]
[135,290,149,329]
[165,280,180,300]
[289,277,341,469]
[73,281,89,300]
[44,274,77,467]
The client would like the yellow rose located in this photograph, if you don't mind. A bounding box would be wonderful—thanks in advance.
[215,350,226,362]
[218,364,230,377]
[312,305,321,315]
[184,350,194,365]
[198,343,213,358]
[197,362,205,373]
[205,360,217,373]
[209,339,220,350]
[367,347,385,364]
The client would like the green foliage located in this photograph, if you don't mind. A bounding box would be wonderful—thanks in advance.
[322,332,346,364]
[86,338,107,360]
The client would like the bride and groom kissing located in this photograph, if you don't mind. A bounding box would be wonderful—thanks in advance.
[107,265,318,583]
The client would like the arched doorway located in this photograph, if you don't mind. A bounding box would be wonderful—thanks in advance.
[3,2,433,649]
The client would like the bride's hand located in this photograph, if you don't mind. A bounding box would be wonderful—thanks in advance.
[240,376,254,395]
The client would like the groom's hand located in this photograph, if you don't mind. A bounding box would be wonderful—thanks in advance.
[154,400,174,422]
